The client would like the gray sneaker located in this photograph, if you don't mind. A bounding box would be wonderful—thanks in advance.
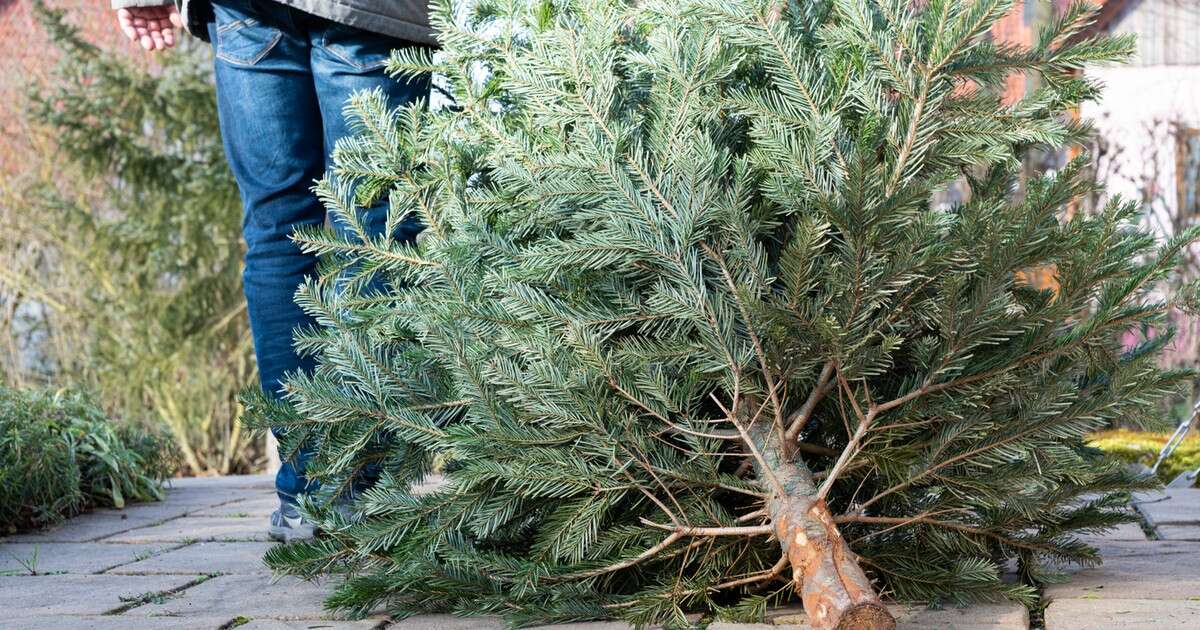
[267,501,316,543]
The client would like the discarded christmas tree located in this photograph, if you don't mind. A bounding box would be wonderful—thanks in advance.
[252,0,1197,628]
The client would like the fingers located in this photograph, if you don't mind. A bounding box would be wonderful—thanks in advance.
[148,16,166,50]
[116,6,180,51]
[116,8,138,43]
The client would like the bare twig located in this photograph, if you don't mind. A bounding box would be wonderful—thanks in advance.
[816,370,877,500]
[563,532,683,580]
[640,518,774,537]
[712,555,790,590]
[703,243,789,438]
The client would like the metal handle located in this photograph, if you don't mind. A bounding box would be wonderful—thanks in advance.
[1151,398,1200,475]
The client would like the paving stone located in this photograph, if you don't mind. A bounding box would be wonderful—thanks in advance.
[752,602,1028,629]
[6,513,164,543]
[1044,598,1200,629]
[125,574,333,619]
[0,574,201,616]
[1044,540,1200,600]
[1,616,231,630]
[895,604,1028,629]
[1156,525,1200,541]
[166,474,275,490]
[90,502,197,522]
[1134,489,1200,526]
[1086,539,1200,557]
[158,486,274,509]
[1079,521,1147,542]
[0,542,177,575]
[761,604,821,626]
[236,621,387,630]
[191,494,279,518]
[104,516,268,543]
[91,488,258,520]
[110,541,276,575]
[7,489,261,543]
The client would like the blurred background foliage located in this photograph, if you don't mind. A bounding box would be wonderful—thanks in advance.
[1091,429,1200,485]
[0,4,262,476]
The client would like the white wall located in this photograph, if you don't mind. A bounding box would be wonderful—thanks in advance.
[1082,64,1200,368]
[1081,65,1200,221]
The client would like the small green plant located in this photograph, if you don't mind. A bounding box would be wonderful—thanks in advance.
[118,590,175,607]
[4,546,40,575]
[0,385,176,533]
[114,574,216,612]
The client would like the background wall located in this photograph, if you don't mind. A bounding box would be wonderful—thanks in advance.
[0,0,140,177]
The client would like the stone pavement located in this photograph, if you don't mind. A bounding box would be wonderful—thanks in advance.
[1040,488,1200,630]
[1,475,1197,629]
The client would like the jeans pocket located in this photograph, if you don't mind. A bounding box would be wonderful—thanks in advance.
[320,23,395,72]
[214,8,282,66]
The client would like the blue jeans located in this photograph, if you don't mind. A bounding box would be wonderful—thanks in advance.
[208,0,427,505]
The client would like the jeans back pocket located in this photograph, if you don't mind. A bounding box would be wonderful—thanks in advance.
[214,8,282,66]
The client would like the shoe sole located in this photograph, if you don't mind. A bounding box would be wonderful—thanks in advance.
[267,523,316,543]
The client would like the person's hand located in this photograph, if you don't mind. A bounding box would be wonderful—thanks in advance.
[116,5,183,51]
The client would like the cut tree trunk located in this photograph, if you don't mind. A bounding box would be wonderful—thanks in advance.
[751,426,895,630]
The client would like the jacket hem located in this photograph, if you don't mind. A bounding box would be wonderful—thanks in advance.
[177,0,435,47]
[111,0,172,9]
[275,0,437,46]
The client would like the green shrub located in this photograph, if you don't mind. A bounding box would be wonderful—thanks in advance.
[1091,430,1200,486]
[0,386,177,534]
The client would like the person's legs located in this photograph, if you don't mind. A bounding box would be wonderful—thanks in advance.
[210,0,430,527]
[207,0,325,510]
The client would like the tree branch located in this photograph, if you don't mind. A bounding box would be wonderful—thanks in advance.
[640,518,774,537]
[784,360,836,445]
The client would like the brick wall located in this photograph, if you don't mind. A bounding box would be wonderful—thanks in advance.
[0,0,142,176]
[989,0,1103,105]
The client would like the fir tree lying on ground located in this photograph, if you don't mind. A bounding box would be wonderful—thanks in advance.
[250,0,1198,628]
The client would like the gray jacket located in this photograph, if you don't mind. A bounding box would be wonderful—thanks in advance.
[111,0,435,46]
